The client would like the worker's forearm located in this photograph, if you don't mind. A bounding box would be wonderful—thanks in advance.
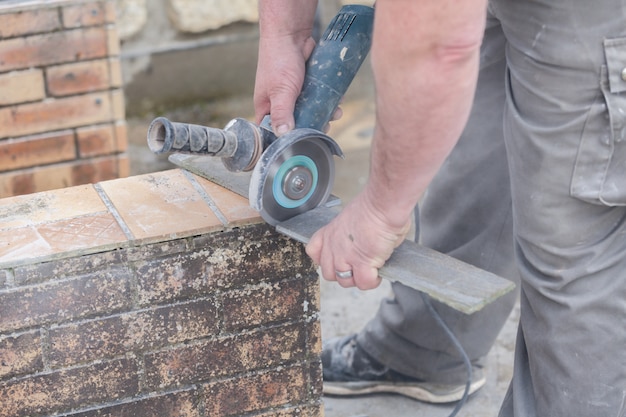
[365,0,487,227]
[258,0,318,41]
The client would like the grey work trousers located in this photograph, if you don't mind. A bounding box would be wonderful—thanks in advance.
[358,1,626,416]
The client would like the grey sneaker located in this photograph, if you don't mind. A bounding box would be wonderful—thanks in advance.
[322,335,486,404]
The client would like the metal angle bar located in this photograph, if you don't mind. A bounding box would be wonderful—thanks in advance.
[277,206,515,315]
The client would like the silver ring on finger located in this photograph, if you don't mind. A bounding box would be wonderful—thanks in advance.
[335,269,353,279]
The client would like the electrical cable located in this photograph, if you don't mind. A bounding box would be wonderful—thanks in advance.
[420,292,473,417]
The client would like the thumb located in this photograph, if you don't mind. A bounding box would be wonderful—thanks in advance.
[268,95,297,136]
[305,229,323,265]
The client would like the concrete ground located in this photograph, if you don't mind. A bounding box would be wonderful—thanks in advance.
[127,83,519,417]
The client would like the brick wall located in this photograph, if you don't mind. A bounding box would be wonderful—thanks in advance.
[0,169,323,417]
[0,0,128,198]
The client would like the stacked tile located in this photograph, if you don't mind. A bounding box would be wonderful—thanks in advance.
[0,0,128,198]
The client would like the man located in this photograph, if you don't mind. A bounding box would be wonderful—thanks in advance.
[254,1,626,416]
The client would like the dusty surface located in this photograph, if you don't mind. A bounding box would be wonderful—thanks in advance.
[126,80,519,417]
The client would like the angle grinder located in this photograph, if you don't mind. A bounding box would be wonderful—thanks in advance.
[147,4,374,225]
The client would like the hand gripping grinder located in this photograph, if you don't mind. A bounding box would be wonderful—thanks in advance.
[147,5,374,225]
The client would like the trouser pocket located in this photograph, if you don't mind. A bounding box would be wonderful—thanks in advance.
[571,37,626,205]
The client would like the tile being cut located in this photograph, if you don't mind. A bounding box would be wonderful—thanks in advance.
[191,173,262,226]
[98,169,225,242]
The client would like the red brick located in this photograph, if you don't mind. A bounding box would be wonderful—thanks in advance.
[47,59,111,96]
[0,170,35,196]
[71,155,119,185]
[0,156,121,197]
[48,298,219,367]
[125,238,188,262]
[109,57,122,88]
[307,361,324,403]
[0,130,76,172]
[256,404,324,417]
[135,229,310,305]
[111,88,125,119]
[0,27,108,73]
[118,154,130,178]
[0,330,43,379]
[104,2,117,24]
[0,69,45,106]
[0,92,112,139]
[65,389,201,417]
[14,249,126,286]
[107,25,120,56]
[307,320,323,359]
[144,323,307,390]
[77,124,116,157]
[0,267,132,332]
[62,2,108,28]
[222,279,307,331]
[203,365,309,416]
[115,121,128,152]
[0,9,60,38]
[0,358,139,417]
[135,251,215,306]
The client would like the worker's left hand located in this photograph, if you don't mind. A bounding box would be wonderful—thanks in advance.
[306,191,411,290]
[253,33,316,136]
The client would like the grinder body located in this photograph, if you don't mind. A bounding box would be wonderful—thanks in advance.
[292,4,374,131]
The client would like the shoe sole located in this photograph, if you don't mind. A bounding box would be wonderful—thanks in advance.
[323,375,486,404]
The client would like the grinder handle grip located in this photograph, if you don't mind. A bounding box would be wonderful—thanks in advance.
[292,4,374,131]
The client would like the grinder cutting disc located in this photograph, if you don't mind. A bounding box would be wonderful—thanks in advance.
[249,128,343,225]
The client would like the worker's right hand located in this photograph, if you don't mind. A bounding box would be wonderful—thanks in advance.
[306,188,412,290]
[253,34,316,136]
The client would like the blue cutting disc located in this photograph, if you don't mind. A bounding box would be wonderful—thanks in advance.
[272,155,319,208]
[251,135,335,225]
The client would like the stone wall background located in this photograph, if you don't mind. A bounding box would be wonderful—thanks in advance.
[116,0,374,115]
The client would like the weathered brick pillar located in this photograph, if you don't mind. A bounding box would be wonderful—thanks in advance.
[0,0,128,198]
[0,170,323,417]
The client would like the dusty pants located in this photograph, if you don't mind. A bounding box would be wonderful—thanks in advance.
[358,1,626,416]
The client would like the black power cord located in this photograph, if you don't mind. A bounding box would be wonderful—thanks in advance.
[420,292,473,417]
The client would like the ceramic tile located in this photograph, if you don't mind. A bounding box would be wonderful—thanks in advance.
[37,213,127,249]
[0,185,107,231]
[98,170,224,241]
[0,213,127,266]
[191,174,262,226]
[0,226,50,264]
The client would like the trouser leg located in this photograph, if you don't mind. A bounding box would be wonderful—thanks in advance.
[492,0,626,415]
[357,14,519,385]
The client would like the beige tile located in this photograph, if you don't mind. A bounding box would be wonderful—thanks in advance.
[192,174,262,226]
[0,213,127,266]
[99,170,224,241]
[0,185,108,231]
[0,227,50,264]
[37,212,127,247]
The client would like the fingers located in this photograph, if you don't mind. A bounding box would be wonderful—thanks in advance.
[306,226,383,290]
[332,106,343,122]
[253,88,297,136]
[304,192,413,291]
